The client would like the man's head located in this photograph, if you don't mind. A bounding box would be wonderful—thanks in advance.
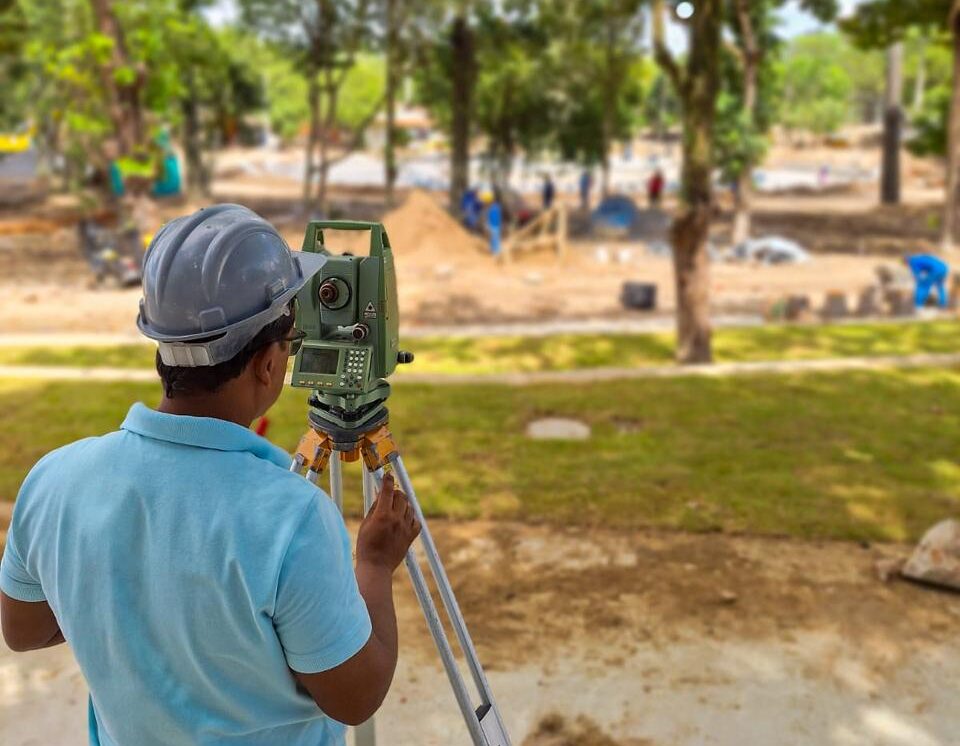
[137,204,324,423]
[155,301,301,419]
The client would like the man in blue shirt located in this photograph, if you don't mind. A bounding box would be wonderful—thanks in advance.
[905,253,950,308]
[1,205,420,745]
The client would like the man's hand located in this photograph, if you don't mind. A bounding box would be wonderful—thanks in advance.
[292,473,419,725]
[356,473,420,572]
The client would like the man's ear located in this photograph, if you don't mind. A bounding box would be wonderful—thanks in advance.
[251,344,276,388]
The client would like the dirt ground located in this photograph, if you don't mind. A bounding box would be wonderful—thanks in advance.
[0,184,920,335]
[2,520,958,745]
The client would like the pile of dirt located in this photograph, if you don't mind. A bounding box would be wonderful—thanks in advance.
[382,189,489,261]
[523,714,650,746]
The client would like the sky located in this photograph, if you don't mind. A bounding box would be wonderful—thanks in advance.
[662,0,865,52]
[205,0,865,53]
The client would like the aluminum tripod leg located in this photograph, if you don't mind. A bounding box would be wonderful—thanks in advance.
[368,463,510,746]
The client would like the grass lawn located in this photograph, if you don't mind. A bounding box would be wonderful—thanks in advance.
[0,319,957,373]
[2,367,958,543]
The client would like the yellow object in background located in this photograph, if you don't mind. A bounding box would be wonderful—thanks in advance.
[0,126,34,154]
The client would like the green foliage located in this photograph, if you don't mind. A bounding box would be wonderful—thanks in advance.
[339,54,386,131]
[842,0,953,47]
[779,33,864,135]
[3,0,264,182]
[714,91,770,182]
[910,83,951,157]
[414,0,647,170]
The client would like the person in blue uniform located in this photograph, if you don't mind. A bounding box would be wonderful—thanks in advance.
[484,189,503,257]
[905,254,950,308]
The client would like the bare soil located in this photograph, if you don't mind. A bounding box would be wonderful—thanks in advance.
[2,519,958,745]
[0,187,910,334]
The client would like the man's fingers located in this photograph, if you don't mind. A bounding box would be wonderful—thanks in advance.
[375,473,395,512]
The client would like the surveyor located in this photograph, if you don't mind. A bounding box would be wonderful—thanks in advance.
[905,253,950,308]
[1,204,420,745]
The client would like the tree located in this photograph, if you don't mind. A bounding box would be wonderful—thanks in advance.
[653,0,722,365]
[844,0,960,250]
[780,34,856,138]
[240,0,380,214]
[722,0,836,244]
[539,0,646,195]
[880,41,903,204]
[449,6,478,208]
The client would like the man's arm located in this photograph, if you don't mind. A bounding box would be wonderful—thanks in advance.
[1,592,64,652]
[290,473,419,726]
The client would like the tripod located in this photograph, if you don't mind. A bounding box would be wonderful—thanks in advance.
[290,407,511,746]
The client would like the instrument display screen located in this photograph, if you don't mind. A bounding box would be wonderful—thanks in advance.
[299,348,340,375]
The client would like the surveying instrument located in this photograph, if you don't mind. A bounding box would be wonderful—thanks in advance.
[286,221,511,745]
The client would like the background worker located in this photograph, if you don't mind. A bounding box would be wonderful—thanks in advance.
[1,204,420,745]
[541,173,555,210]
[484,188,503,257]
[647,168,665,208]
[905,253,950,308]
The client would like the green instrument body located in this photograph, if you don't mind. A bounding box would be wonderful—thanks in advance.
[291,221,403,430]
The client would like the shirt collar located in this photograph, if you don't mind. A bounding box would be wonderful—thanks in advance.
[121,402,291,470]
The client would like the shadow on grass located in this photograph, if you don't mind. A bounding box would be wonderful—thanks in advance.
[1,367,958,542]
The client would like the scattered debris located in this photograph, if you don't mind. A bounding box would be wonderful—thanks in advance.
[727,235,811,265]
[522,713,646,746]
[902,519,960,591]
[526,417,591,441]
[874,556,905,583]
[620,282,657,311]
[855,286,881,317]
[718,590,739,605]
[820,291,850,320]
[591,195,639,239]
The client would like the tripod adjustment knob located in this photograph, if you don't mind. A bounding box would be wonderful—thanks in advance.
[397,351,415,364]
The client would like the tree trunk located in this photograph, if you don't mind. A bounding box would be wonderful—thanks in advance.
[181,68,209,196]
[89,0,142,156]
[384,0,399,206]
[672,0,721,365]
[941,7,960,250]
[449,14,476,208]
[303,71,320,210]
[913,36,927,113]
[731,0,758,246]
[600,17,616,198]
[316,80,339,217]
[880,42,903,205]
[730,58,757,244]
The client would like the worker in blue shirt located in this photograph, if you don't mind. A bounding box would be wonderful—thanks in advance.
[484,188,503,256]
[460,186,481,231]
[905,253,950,308]
[1,204,420,745]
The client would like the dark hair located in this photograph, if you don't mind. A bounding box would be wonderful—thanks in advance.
[156,308,294,399]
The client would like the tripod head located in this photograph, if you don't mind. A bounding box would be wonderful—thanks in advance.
[290,221,414,432]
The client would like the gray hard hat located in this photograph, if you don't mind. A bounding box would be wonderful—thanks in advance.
[137,204,325,367]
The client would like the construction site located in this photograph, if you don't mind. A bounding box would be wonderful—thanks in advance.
[2,1,960,745]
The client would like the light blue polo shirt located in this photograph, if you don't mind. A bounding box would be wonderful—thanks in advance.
[0,403,372,745]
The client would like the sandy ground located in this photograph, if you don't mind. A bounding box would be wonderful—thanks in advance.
[2,521,958,746]
[0,226,894,335]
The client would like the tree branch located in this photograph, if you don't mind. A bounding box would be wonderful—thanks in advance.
[324,93,387,168]
[652,0,684,95]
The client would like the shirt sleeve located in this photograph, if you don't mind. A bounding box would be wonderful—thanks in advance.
[0,504,46,602]
[273,495,372,674]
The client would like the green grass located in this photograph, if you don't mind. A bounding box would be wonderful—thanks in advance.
[2,368,959,543]
[1,320,958,373]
